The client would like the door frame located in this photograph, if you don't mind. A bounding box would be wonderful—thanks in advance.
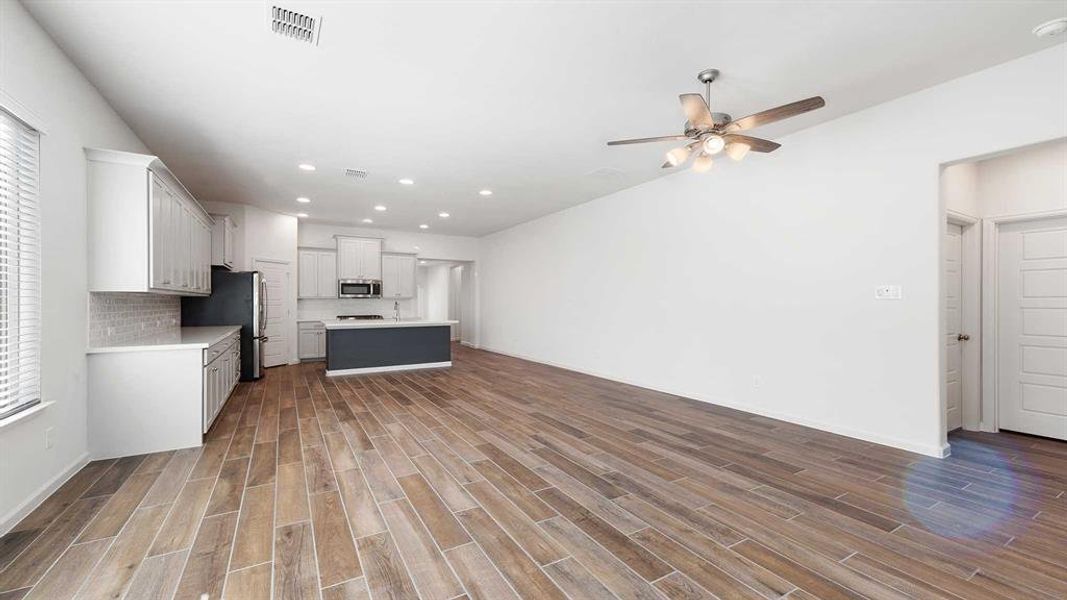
[980,208,1067,433]
[252,256,293,367]
[943,210,982,434]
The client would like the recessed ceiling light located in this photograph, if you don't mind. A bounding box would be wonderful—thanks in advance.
[374,205,387,211]
[479,189,493,196]
[296,212,308,218]
[438,212,450,218]
[361,218,373,224]
[398,178,414,185]
[419,224,429,229]
[1033,17,1067,38]
[296,197,311,203]
[419,260,427,265]
[298,163,316,171]
[414,246,420,250]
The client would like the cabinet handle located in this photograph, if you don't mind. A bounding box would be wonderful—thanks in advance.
[212,367,219,372]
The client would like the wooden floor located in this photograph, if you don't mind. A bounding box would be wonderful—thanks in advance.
[2,345,1066,600]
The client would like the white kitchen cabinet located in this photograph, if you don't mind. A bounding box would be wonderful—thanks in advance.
[336,236,383,280]
[298,249,337,298]
[202,332,240,432]
[87,326,240,458]
[210,214,236,269]
[87,148,212,296]
[298,321,326,360]
[382,252,417,299]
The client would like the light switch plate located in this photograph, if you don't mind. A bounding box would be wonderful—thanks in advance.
[875,285,903,300]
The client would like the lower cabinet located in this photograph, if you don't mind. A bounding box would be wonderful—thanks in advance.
[87,327,242,459]
[203,332,241,433]
[298,321,326,360]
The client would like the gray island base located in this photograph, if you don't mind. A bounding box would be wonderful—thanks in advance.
[324,319,457,376]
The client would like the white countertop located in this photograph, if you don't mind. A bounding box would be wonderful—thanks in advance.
[87,325,241,354]
[323,319,458,330]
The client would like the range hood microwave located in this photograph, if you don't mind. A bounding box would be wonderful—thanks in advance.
[338,279,382,298]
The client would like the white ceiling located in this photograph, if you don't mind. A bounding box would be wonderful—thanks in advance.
[24,1,1065,236]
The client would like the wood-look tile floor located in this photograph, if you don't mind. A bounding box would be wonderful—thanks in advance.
[2,344,1066,600]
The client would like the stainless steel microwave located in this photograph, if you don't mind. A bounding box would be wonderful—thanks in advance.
[338,279,381,298]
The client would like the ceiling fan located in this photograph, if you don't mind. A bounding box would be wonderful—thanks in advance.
[607,69,825,172]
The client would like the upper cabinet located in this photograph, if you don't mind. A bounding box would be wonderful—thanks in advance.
[88,148,212,296]
[210,214,236,270]
[336,236,382,280]
[298,249,337,299]
[381,253,416,299]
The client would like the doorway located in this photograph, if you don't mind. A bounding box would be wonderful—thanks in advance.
[942,213,981,434]
[940,139,1067,443]
[253,257,291,368]
[417,259,475,345]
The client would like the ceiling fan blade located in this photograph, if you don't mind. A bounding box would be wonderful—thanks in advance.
[607,135,690,146]
[679,93,715,129]
[723,134,781,153]
[724,96,825,132]
[661,161,673,169]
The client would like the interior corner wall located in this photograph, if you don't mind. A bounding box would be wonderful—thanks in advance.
[0,1,150,531]
[477,45,1067,458]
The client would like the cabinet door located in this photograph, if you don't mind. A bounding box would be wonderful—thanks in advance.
[317,330,327,357]
[298,330,318,359]
[316,252,336,298]
[381,254,399,297]
[397,255,416,298]
[298,250,318,298]
[336,238,360,279]
[223,219,234,268]
[360,239,382,279]
[150,176,171,288]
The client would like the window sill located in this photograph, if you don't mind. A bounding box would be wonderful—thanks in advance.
[0,402,53,430]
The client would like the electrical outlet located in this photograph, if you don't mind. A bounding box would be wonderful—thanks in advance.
[45,427,54,449]
[875,285,903,300]
[753,376,762,391]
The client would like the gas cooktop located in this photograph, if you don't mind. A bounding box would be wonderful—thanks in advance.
[336,314,384,321]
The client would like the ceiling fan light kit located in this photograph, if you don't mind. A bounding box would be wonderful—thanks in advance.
[608,68,825,173]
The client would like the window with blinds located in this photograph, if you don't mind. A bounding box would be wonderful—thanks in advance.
[0,108,41,420]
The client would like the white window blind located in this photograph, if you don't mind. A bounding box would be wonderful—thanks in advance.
[0,108,41,420]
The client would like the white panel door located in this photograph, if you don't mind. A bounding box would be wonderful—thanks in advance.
[255,258,291,368]
[945,223,964,431]
[997,216,1067,440]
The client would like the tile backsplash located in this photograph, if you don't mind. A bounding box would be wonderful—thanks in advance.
[88,293,181,347]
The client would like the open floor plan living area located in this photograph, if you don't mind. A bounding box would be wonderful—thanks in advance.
[1,1,1065,599]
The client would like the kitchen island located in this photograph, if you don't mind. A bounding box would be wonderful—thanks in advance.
[324,319,458,376]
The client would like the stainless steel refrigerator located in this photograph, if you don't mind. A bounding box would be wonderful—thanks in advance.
[181,270,267,380]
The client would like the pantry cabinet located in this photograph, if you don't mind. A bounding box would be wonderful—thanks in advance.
[87,148,212,295]
[298,249,337,298]
[336,236,382,280]
[382,252,417,299]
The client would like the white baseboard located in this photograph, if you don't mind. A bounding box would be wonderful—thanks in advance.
[0,452,91,536]
[478,344,948,459]
[326,361,452,376]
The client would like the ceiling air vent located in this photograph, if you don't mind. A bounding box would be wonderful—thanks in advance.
[268,5,321,45]
[344,168,368,180]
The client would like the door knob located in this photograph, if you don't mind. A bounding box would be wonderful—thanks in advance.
[957,333,970,341]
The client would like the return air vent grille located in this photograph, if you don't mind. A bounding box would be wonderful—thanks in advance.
[344,168,368,179]
[268,5,321,45]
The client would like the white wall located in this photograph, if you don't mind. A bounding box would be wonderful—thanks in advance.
[941,162,979,217]
[0,0,150,531]
[976,139,1066,217]
[479,46,1067,458]
[203,201,299,363]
